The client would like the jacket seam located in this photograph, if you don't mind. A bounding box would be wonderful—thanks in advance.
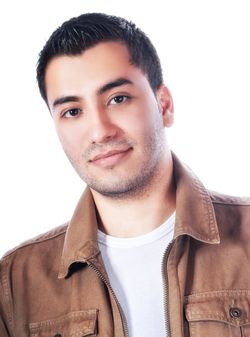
[2,226,67,259]
[209,190,250,206]
[184,289,250,304]
[212,200,250,206]
[194,180,218,237]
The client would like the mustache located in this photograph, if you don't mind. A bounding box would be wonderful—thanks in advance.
[84,139,135,160]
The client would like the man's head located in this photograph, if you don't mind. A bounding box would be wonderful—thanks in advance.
[38,13,174,199]
[37,13,163,103]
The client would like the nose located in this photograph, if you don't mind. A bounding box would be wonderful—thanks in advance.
[88,108,118,144]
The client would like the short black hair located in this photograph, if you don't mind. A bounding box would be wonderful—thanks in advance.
[36,13,163,102]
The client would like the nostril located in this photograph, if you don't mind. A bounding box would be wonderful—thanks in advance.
[90,125,118,145]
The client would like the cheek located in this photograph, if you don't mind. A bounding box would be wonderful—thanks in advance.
[115,103,154,135]
[123,112,156,137]
[55,125,84,156]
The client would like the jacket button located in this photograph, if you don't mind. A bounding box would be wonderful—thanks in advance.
[230,307,242,318]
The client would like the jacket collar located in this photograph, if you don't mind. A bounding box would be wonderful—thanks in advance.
[58,152,220,279]
[171,152,220,243]
[58,188,100,278]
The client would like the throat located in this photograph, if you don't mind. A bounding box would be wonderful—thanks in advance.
[92,154,176,238]
[94,187,176,238]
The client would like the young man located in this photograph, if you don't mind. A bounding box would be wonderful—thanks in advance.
[0,13,250,337]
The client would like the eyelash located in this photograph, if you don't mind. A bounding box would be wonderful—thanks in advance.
[109,95,130,105]
[61,95,131,118]
[62,108,81,118]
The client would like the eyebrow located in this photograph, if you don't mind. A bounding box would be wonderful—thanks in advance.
[52,95,80,109]
[51,77,133,110]
[97,77,133,95]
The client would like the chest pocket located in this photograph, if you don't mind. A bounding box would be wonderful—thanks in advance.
[185,290,250,337]
[29,309,98,337]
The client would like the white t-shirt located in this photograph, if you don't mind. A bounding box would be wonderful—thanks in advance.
[97,212,175,337]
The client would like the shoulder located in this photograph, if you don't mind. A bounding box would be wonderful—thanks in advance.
[209,190,250,218]
[209,190,250,207]
[1,223,68,263]
[0,224,69,333]
[208,190,250,234]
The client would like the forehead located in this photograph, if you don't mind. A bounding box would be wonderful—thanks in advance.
[45,42,148,104]
[45,41,148,106]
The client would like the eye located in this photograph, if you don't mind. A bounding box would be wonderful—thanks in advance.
[109,95,129,105]
[63,108,81,118]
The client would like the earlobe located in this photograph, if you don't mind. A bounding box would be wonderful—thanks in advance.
[157,84,174,127]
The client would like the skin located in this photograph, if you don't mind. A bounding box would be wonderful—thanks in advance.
[45,41,176,237]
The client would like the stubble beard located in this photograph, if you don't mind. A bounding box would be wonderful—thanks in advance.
[65,121,167,200]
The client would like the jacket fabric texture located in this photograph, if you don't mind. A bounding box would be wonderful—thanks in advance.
[1,153,250,337]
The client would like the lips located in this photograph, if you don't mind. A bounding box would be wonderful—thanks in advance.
[90,148,131,162]
[89,148,132,166]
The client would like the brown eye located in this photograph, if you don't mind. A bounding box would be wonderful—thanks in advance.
[110,95,128,105]
[63,108,81,118]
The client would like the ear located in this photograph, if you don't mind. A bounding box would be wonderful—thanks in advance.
[156,84,174,127]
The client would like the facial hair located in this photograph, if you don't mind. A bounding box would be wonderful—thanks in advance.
[65,114,167,200]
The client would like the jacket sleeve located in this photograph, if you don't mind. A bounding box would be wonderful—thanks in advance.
[0,258,12,337]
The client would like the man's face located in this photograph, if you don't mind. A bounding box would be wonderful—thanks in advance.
[45,42,173,198]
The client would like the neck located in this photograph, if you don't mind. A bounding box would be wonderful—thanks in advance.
[91,154,176,238]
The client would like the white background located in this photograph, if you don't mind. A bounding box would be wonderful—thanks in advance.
[0,0,249,257]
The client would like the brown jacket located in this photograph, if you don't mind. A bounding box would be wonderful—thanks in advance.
[1,154,250,337]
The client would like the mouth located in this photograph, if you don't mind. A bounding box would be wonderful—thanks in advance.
[89,148,132,167]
